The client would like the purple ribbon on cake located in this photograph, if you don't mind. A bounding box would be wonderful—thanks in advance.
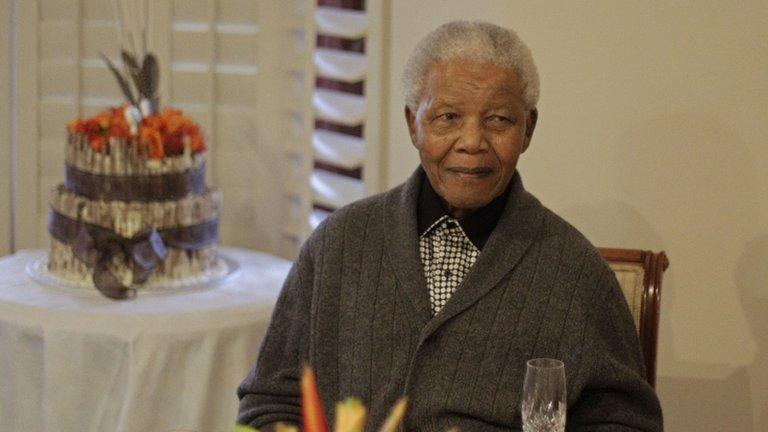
[48,211,219,300]
[72,224,167,299]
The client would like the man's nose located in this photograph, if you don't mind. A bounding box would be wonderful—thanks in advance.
[455,118,488,153]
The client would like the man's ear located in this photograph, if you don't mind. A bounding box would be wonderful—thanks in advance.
[521,108,538,153]
[405,105,419,148]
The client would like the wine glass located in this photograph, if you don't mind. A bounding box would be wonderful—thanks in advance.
[521,358,566,432]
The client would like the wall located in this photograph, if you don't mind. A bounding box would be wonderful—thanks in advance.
[0,0,11,254]
[382,1,768,431]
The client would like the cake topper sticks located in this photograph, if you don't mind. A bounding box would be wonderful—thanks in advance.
[106,0,159,124]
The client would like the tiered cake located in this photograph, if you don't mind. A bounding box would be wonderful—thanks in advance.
[45,88,222,299]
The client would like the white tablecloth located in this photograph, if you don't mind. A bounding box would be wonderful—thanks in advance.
[0,247,291,432]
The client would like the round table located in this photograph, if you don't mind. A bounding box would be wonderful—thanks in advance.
[0,247,291,432]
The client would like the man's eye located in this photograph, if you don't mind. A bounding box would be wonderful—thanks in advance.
[487,115,511,123]
[435,113,457,121]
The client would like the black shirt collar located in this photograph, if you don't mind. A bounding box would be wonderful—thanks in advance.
[417,172,512,250]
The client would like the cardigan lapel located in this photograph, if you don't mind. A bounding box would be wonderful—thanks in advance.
[419,171,545,341]
[383,168,432,325]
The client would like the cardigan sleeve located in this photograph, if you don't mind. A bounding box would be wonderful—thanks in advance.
[236,231,320,430]
[567,266,664,432]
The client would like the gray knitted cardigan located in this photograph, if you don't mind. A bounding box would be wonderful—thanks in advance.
[237,169,663,432]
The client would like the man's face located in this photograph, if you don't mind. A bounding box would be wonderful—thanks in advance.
[406,60,537,218]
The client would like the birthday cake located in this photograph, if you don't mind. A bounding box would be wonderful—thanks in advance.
[44,51,222,299]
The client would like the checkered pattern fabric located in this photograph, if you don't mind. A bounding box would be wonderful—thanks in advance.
[419,215,480,315]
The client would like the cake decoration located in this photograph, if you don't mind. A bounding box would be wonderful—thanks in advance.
[42,5,223,299]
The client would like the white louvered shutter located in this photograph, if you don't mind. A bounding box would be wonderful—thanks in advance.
[310,2,367,231]
[285,0,383,252]
[167,0,263,249]
[276,0,316,257]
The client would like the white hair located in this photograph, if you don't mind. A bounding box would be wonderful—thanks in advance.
[402,20,540,111]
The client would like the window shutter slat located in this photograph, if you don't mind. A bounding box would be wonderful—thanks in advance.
[312,88,366,127]
[315,6,368,39]
[314,48,367,82]
[310,170,365,209]
[312,129,364,169]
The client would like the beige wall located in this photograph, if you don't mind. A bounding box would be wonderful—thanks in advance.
[382,1,768,431]
[0,0,11,254]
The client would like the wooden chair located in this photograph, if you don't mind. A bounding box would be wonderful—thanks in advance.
[598,248,669,388]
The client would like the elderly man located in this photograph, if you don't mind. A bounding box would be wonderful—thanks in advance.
[238,21,663,431]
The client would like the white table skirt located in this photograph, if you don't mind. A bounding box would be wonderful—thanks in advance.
[0,247,291,432]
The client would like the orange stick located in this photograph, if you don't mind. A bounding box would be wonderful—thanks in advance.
[301,364,329,432]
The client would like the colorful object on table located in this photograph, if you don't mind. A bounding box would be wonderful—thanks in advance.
[377,397,408,432]
[301,364,330,432]
[334,398,367,432]
[232,366,408,432]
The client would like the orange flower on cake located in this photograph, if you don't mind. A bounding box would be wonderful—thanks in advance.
[67,106,205,159]
[140,126,164,159]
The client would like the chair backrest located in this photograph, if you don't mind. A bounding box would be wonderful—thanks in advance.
[598,248,669,388]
